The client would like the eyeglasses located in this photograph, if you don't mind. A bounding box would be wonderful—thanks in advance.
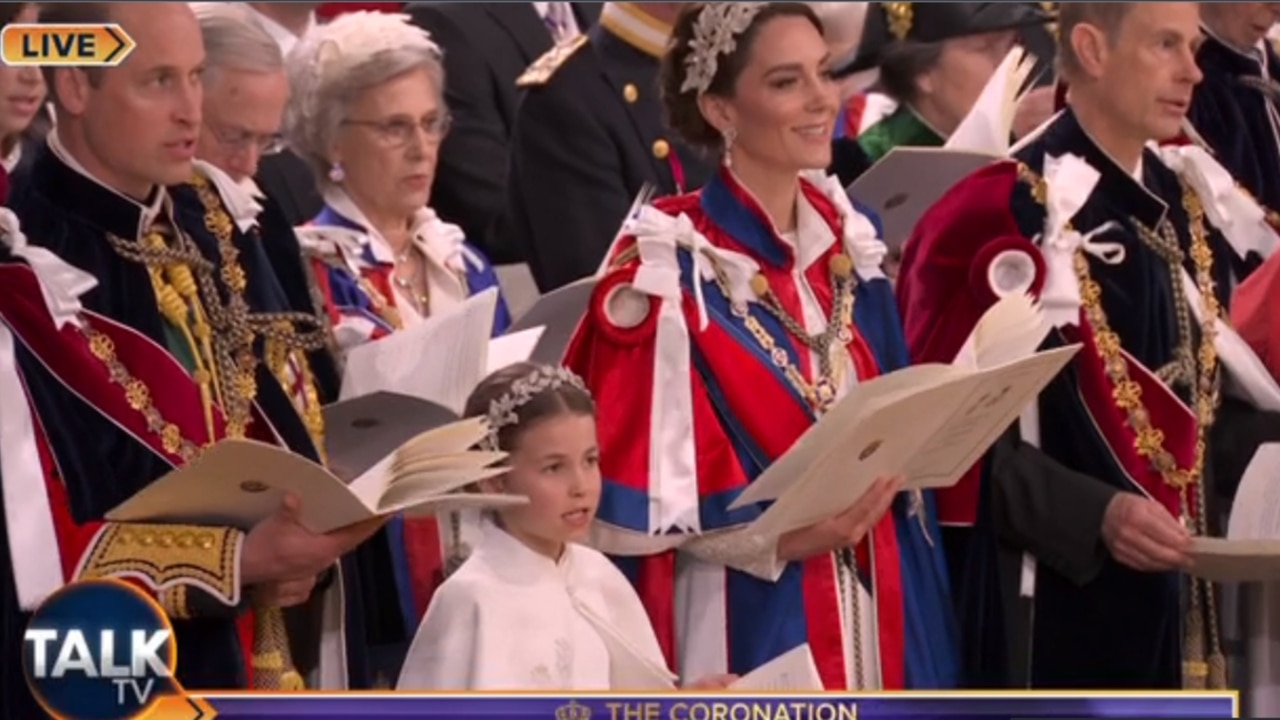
[208,122,286,155]
[342,113,453,146]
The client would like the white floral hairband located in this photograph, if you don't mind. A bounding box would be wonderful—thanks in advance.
[680,2,769,95]
[479,366,592,451]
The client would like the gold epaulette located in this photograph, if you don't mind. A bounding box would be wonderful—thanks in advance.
[516,34,589,88]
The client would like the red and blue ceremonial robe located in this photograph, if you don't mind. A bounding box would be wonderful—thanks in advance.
[897,107,1280,688]
[0,147,360,714]
[297,190,510,654]
[565,167,958,689]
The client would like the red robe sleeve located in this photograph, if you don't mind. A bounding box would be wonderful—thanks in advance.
[0,262,247,622]
[895,162,1046,525]
[563,242,760,671]
[1232,248,1280,382]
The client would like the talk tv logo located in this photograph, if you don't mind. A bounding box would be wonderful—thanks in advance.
[23,579,181,720]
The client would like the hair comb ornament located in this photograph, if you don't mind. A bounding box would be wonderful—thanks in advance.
[680,3,769,95]
[882,2,913,41]
[479,366,592,451]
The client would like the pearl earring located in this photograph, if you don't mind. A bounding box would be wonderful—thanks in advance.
[328,162,345,183]
[721,127,737,168]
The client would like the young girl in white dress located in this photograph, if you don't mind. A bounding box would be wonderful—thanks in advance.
[396,363,735,691]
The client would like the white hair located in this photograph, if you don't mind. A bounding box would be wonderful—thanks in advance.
[282,11,444,185]
[806,2,868,47]
[189,2,283,76]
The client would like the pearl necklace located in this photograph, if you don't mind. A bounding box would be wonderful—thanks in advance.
[391,246,430,316]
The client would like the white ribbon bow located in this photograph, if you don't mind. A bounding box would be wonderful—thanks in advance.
[630,209,712,331]
[1037,154,1124,327]
[416,208,481,274]
[0,209,96,328]
[809,170,888,279]
[1156,143,1278,260]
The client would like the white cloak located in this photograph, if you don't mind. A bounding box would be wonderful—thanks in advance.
[396,521,672,690]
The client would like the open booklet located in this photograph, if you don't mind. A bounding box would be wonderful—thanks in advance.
[338,288,545,414]
[729,294,1076,539]
[1188,442,1280,583]
[106,415,523,534]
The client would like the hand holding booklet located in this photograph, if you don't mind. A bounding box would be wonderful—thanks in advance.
[107,416,522,534]
[729,294,1077,539]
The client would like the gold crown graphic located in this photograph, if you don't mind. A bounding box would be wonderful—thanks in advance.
[556,700,592,720]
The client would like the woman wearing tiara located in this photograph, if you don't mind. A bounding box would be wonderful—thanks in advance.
[281,11,511,673]
[564,2,957,690]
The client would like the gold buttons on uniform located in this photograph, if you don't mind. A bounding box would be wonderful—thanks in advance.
[652,138,670,159]
[623,83,638,103]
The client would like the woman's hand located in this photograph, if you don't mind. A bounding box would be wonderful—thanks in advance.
[776,475,904,562]
[683,673,739,690]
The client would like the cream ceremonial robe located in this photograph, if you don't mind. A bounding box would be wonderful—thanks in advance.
[396,522,670,690]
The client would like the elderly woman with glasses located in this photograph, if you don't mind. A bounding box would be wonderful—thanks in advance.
[283,10,511,677]
[286,11,510,355]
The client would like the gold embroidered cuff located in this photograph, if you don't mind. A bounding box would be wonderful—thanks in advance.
[75,523,244,608]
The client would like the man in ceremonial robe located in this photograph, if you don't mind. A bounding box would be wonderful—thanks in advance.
[0,4,380,712]
[1189,4,1280,210]
[503,2,716,293]
[897,2,1280,689]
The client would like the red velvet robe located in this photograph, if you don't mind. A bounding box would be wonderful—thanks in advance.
[564,168,916,689]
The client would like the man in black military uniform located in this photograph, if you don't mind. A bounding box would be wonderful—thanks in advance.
[503,1,715,293]
[407,2,599,263]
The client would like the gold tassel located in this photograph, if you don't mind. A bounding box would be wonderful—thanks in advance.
[1182,612,1208,689]
[251,605,305,690]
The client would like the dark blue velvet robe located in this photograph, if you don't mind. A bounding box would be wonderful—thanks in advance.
[1189,33,1280,225]
[902,108,1280,689]
[0,143,374,716]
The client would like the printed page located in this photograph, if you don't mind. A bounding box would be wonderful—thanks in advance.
[742,345,1078,538]
[729,644,823,692]
[508,276,598,365]
[340,288,498,413]
[729,363,957,509]
[1189,537,1280,583]
[106,440,375,533]
[322,392,460,482]
[486,326,545,375]
[900,345,1078,487]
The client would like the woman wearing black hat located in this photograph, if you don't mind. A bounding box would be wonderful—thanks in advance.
[833,2,1054,165]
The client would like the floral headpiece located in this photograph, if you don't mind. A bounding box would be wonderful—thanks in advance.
[289,12,442,135]
[479,366,593,451]
[680,3,769,95]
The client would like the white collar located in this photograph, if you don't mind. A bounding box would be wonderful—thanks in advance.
[244,3,316,55]
[47,128,165,239]
[1,142,20,174]
[479,521,573,584]
[193,158,265,233]
[320,187,478,274]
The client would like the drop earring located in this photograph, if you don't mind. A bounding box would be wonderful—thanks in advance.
[721,127,737,169]
[328,162,345,184]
